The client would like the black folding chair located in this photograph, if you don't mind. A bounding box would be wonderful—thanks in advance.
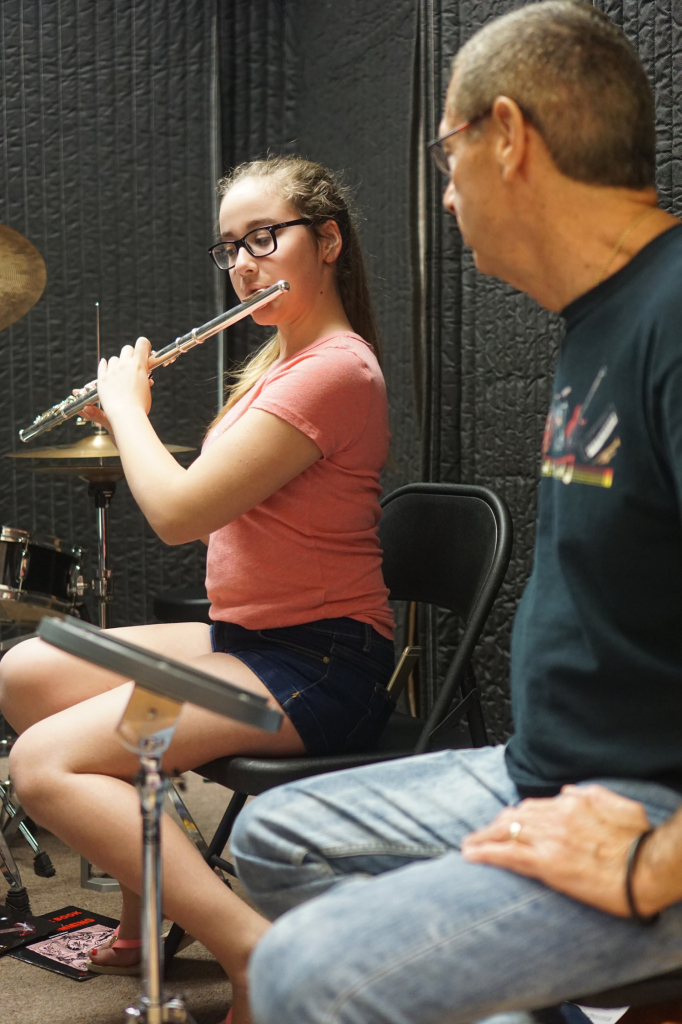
[165,482,513,960]
[537,962,682,1022]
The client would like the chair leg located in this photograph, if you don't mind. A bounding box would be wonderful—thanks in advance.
[206,791,248,869]
[462,665,489,748]
[164,790,248,968]
[164,921,187,961]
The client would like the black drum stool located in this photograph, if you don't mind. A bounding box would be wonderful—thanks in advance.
[153,586,211,625]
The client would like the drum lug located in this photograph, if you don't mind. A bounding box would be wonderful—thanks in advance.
[17,541,30,592]
[92,568,114,601]
[68,564,88,598]
[69,574,88,597]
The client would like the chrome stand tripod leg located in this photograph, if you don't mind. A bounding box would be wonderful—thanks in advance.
[80,855,120,892]
[0,821,31,913]
[0,824,23,891]
[0,780,55,878]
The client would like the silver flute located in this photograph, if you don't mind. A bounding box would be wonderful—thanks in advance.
[18,280,290,443]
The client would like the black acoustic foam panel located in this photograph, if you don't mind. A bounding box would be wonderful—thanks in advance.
[0,0,217,637]
[218,1,681,741]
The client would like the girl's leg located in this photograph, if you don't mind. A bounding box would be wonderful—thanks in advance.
[8,647,305,1024]
[0,621,213,733]
[0,623,212,971]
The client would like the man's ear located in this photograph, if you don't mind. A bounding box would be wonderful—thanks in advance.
[491,96,529,182]
[317,219,343,263]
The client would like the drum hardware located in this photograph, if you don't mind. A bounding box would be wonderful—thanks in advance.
[0,633,37,655]
[0,525,85,624]
[8,426,195,629]
[9,431,194,460]
[0,779,55,878]
[6,426,196,891]
[18,280,290,442]
[0,223,47,333]
[0,826,31,914]
[38,615,281,1024]
[89,478,115,628]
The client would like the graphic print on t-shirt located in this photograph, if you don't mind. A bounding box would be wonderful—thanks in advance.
[541,366,620,488]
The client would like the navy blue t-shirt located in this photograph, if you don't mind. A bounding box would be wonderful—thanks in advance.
[505,224,682,796]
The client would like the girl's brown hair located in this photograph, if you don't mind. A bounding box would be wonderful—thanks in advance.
[208,155,380,430]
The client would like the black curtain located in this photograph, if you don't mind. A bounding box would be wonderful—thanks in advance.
[0,0,217,639]
[218,0,682,742]
[415,0,682,738]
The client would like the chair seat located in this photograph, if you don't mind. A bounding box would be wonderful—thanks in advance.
[153,586,211,624]
[197,710,423,795]
[573,967,682,1009]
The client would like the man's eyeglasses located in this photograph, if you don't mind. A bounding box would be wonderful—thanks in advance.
[208,218,312,271]
[427,112,491,176]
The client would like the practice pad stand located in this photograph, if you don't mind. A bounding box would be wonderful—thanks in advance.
[119,686,196,1024]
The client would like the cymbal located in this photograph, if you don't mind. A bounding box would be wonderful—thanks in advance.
[9,433,195,459]
[30,465,126,484]
[0,224,47,331]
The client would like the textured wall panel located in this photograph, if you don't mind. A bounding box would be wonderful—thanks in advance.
[217,0,298,367]
[218,0,421,495]
[220,2,681,742]
[0,0,216,639]
[422,0,682,740]
[291,0,421,497]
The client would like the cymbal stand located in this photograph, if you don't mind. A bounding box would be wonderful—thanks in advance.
[82,427,120,888]
[118,686,196,1024]
[0,778,55,878]
[90,312,113,631]
[89,476,116,630]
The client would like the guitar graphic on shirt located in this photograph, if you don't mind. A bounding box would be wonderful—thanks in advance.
[541,366,620,487]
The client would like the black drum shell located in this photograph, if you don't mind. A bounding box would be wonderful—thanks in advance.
[0,527,83,623]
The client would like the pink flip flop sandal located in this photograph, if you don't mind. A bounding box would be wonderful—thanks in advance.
[87,925,197,976]
[87,926,142,976]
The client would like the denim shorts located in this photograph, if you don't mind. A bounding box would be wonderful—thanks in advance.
[210,617,396,756]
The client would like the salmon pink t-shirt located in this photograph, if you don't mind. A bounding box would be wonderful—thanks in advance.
[204,332,394,639]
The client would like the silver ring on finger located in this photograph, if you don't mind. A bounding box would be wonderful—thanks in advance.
[508,820,523,842]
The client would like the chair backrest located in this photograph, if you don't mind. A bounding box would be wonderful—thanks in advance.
[378,483,513,749]
[379,483,512,625]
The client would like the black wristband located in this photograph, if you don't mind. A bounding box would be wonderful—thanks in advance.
[625,829,660,927]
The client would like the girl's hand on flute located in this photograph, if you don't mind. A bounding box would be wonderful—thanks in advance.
[80,403,115,439]
[97,337,153,422]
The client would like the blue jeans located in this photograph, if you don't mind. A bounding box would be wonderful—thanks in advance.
[231,746,682,1024]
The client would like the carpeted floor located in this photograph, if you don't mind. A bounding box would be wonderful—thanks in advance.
[0,765,242,1024]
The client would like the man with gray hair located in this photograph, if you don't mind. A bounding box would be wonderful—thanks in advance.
[232,4,682,1022]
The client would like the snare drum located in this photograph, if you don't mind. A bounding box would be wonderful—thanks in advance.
[0,526,84,623]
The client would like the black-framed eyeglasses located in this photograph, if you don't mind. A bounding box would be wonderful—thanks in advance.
[427,111,491,176]
[208,218,313,270]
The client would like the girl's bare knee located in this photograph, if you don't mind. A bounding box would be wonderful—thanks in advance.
[8,725,58,817]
